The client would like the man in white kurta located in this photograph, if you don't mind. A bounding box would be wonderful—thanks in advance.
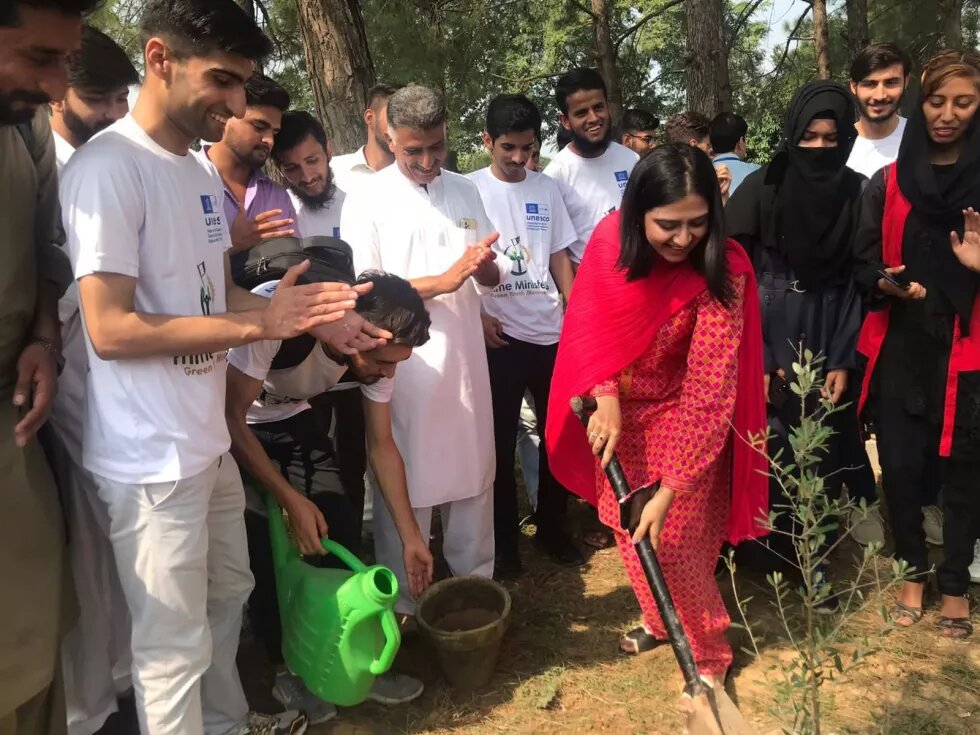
[341,84,505,614]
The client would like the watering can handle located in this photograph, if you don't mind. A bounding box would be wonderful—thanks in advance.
[370,611,401,676]
[321,537,367,572]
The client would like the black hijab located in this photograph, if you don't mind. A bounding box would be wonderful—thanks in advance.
[774,81,861,289]
[896,91,980,332]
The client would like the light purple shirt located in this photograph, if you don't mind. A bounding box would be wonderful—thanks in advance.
[201,145,300,274]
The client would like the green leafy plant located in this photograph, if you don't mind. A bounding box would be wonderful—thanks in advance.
[728,348,910,735]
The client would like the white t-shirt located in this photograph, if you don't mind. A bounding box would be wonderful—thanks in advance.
[62,115,233,484]
[467,168,577,345]
[846,116,907,179]
[228,337,392,424]
[543,141,638,261]
[341,165,506,507]
[289,187,346,240]
[331,146,375,193]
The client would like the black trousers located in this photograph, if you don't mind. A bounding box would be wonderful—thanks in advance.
[876,398,980,596]
[244,409,363,663]
[487,336,568,557]
[837,378,877,505]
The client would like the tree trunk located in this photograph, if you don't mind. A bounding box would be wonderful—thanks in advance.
[242,0,256,20]
[294,0,375,154]
[939,0,963,48]
[812,0,831,79]
[590,0,623,126]
[844,0,869,59]
[685,0,731,116]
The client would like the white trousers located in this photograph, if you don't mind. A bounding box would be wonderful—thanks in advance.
[50,436,132,735]
[95,454,254,735]
[372,485,495,614]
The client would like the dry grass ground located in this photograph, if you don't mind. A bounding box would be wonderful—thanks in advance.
[238,497,980,735]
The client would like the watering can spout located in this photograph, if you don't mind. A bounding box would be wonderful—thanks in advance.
[264,492,298,579]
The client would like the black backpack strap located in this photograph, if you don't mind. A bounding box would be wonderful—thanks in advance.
[15,121,34,154]
[270,334,318,371]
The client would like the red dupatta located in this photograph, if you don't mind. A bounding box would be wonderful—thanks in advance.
[546,212,769,544]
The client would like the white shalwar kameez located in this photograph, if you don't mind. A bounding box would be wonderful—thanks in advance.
[341,163,505,613]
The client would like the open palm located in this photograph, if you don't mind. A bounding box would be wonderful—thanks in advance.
[951,207,980,273]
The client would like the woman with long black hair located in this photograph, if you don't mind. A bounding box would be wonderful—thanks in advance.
[726,81,871,602]
[547,143,767,685]
[856,51,980,639]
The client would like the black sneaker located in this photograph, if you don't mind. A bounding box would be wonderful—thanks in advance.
[534,531,586,567]
[494,549,523,580]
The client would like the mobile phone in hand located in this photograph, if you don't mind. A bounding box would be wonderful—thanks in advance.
[877,269,911,290]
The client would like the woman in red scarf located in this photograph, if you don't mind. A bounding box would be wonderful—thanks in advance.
[547,143,767,684]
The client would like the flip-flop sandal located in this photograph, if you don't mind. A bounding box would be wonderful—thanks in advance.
[583,529,615,550]
[937,616,973,639]
[619,626,664,654]
[888,599,923,627]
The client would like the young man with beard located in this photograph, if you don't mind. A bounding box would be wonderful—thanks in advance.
[59,1,372,732]
[543,68,639,263]
[330,83,402,192]
[49,25,138,169]
[204,72,297,277]
[44,22,137,735]
[846,42,912,179]
[1,3,94,733]
[227,268,432,723]
[272,110,345,239]
[341,84,506,616]
[469,94,580,576]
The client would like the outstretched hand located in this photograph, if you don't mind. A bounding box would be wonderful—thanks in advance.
[951,207,980,273]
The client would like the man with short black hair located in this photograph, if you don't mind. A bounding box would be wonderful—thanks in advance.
[49,24,138,167]
[543,68,639,263]
[59,1,366,732]
[1,2,96,732]
[469,94,580,575]
[620,107,659,157]
[273,110,344,239]
[846,42,912,179]
[342,84,506,615]
[331,82,403,191]
[204,72,297,277]
[709,111,759,195]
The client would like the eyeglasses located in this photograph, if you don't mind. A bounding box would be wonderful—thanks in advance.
[627,133,656,145]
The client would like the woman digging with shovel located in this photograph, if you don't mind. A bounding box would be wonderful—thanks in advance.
[547,144,767,732]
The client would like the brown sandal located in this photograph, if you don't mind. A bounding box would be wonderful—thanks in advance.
[888,599,923,627]
[937,616,973,639]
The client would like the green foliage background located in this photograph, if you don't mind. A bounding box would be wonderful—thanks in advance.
[92,0,980,167]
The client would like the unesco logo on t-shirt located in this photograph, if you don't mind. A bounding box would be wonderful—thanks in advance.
[525,202,551,232]
[200,195,219,214]
[614,170,629,193]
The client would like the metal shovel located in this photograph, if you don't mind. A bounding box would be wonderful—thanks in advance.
[571,396,757,735]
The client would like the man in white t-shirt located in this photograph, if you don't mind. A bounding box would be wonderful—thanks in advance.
[46,24,138,735]
[330,83,402,192]
[341,84,506,615]
[272,110,346,240]
[543,68,638,263]
[59,2,381,733]
[468,94,581,577]
[226,264,432,724]
[846,42,911,179]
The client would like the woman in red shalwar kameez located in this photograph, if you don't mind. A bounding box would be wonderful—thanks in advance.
[547,143,768,687]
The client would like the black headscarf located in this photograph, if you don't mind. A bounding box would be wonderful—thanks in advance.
[896,93,980,332]
[774,81,861,289]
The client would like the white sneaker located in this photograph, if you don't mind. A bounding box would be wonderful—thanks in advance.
[271,672,336,726]
[848,505,885,547]
[922,505,944,546]
[239,710,308,735]
[969,540,980,585]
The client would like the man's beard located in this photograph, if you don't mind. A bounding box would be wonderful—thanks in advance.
[291,168,336,210]
[570,124,611,157]
[858,96,901,123]
[63,102,111,144]
[232,144,270,171]
[0,89,49,126]
[373,126,391,155]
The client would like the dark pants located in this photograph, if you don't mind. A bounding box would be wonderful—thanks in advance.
[876,399,980,596]
[244,409,363,663]
[487,336,568,557]
[837,380,877,505]
[310,388,368,538]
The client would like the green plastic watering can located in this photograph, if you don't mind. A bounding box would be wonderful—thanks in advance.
[265,491,402,706]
